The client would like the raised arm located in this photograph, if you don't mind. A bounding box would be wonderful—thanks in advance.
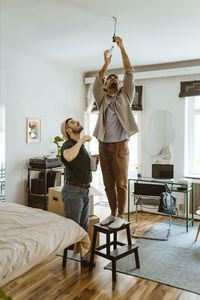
[63,136,91,162]
[92,49,112,108]
[99,50,112,78]
[114,36,134,102]
[114,36,131,70]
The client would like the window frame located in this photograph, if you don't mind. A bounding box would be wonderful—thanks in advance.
[185,96,200,177]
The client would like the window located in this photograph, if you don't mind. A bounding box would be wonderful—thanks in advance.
[128,112,142,178]
[87,111,104,193]
[87,111,142,192]
[185,96,200,176]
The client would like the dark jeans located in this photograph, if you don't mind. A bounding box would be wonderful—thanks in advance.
[62,184,90,232]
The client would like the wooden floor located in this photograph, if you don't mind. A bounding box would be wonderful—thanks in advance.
[2,204,200,300]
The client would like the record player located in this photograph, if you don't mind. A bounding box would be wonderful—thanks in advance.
[29,156,62,169]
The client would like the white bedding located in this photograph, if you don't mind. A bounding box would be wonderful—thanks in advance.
[0,202,90,286]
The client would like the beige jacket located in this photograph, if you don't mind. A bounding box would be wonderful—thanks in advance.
[92,69,139,141]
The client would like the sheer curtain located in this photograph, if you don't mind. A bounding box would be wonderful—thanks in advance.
[0,105,5,201]
[185,96,200,176]
[86,84,95,113]
[0,105,5,164]
[85,84,105,197]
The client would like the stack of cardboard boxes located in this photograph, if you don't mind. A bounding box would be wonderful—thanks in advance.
[48,186,100,248]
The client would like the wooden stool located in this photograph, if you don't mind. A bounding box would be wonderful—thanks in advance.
[195,210,200,242]
[62,245,74,268]
[89,222,140,282]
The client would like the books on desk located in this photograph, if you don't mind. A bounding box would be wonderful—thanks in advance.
[176,185,187,190]
[177,178,192,184]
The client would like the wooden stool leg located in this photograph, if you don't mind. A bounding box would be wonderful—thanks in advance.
[126,224,132,245]
[106,232,110,255]
[89,227,98,271]
[112,259,116,282]
[195,224,200,242]
[114,232,117,250]
[62,248,68,268]
[135,248,140,269]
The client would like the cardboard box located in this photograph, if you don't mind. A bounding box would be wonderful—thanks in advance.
[89,186,102,216]
[89,196,94,216]
[48,186,64,216]
[88,215,100,248]
[48,186,96,216]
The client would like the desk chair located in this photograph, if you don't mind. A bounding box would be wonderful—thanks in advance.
[132,182,172,241]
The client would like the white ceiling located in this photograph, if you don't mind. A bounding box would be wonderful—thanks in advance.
[1,0,200,72]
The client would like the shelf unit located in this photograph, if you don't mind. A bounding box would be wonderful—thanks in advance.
[27,166,63,210]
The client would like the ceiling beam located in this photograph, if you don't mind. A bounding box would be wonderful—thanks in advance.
[84,59,200,84]
[84,59,200,77]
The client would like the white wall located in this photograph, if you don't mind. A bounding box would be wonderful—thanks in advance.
[3,48,200,207]
[4,49,85,205]
[135,73,200,178]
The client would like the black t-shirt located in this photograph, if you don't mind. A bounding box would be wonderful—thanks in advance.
[61,138,92,184]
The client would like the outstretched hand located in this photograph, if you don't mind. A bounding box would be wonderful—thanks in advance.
[104,50,112,66]
[114,36,124,49]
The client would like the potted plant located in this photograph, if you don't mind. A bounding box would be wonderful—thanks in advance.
[53,136,68,157]
[136,164,143,177]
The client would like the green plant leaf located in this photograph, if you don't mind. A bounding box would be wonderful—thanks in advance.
[54,136,64,142]
[53,135,68,157]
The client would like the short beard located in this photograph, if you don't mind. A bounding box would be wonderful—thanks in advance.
[109,82,118,90]
[72,126,83,134]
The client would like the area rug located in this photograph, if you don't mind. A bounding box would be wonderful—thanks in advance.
[105,221,200,295]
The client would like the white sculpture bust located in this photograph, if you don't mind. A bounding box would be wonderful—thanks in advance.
[155,145,172,164]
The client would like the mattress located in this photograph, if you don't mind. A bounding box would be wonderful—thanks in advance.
[0,202,90,286]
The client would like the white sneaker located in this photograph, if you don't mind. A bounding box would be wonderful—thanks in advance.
[100,215,116,226]
[108,217,125,229]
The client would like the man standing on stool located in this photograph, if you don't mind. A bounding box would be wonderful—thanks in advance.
[92,36,138,229]
[60,118,93,266]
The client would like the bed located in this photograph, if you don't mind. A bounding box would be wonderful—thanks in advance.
[0,202,90,286]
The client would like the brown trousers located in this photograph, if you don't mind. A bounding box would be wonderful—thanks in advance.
[99,140,129,218]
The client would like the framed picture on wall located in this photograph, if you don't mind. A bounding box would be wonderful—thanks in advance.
[132,86,143,111]
[26,118,41,144]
